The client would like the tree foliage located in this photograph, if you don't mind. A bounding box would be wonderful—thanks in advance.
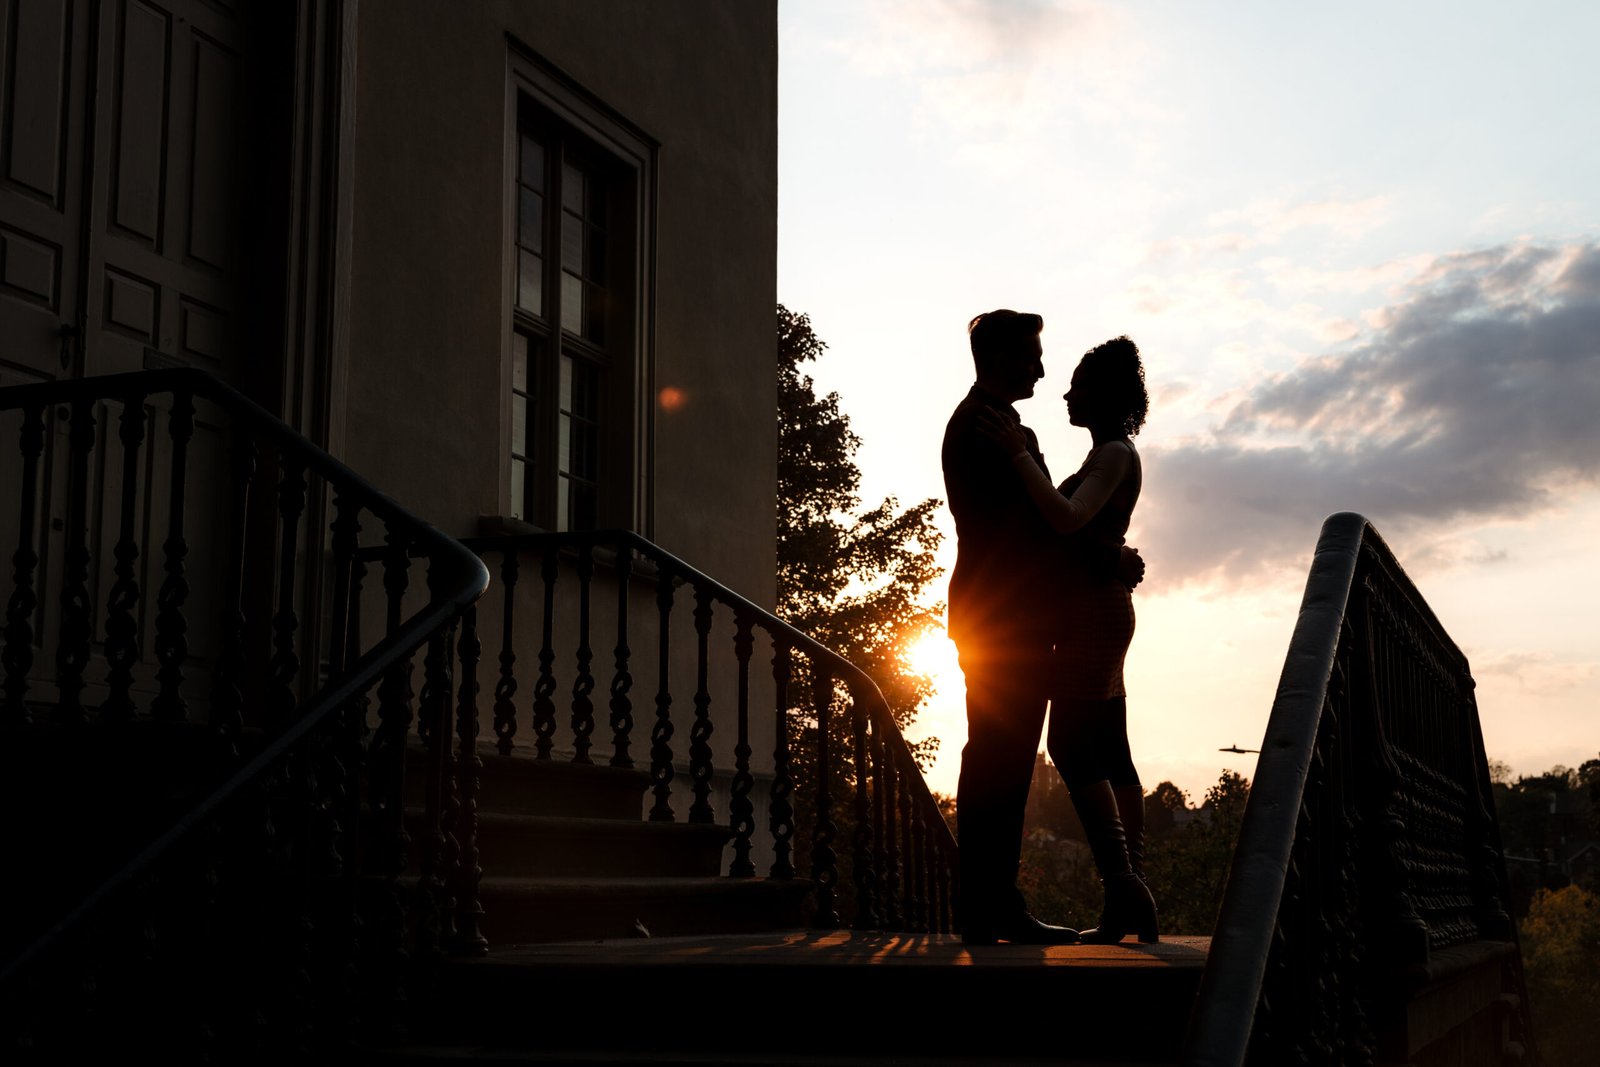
[1018,769,1250,935]
[776,304,945,758]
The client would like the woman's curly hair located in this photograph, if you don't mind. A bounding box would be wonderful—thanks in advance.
[1078,335,1148,437]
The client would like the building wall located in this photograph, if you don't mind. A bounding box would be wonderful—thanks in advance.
[342,0,778,612]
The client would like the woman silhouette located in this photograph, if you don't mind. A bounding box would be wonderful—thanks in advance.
[978,335,1159,944]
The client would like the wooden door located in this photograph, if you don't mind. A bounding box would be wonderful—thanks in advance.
[2,0,271,719]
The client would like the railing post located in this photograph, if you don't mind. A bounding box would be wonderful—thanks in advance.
[151,390,194,721]
[268,455,307,726]
[571,540,596,764]
[769,638,796,879]
[881,734,901,930]
[533,545,558,760]
[728,610,755,877]
[209,434,256,749]
[648,563,675,822]
[2,404,46,726]
[56,398,96,723]
[101,394,147,722]
[453,604,487,955]
[851,687,879,930]
[688,582,716,824]
[492,550,520,756]
[608,544,634,767]
[811,665,839,929]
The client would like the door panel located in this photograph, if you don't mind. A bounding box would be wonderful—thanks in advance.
[0,0,89,384]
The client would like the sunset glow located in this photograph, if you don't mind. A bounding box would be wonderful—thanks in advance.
[781,0,1600,800]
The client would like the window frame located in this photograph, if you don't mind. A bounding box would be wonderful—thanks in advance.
[504,39,657,535]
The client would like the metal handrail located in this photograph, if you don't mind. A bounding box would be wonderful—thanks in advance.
[459,527,960,876]
[0,367,490,981]
[1182,512,1532,1065]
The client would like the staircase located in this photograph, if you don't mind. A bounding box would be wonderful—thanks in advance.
[0,371,1540,1066]
[405,748,813,945]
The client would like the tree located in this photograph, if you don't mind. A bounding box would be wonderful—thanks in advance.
[1521,884,1600,1066]
[776,304,945,762]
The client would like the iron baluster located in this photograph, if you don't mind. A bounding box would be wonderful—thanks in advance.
[371,527,415,876]
[571,539,596,763]
[907,769,926,931]
[648,563,675,822]
[882,736,902,930]
[1,405,46,725]
[415,615,454,958]
[851,688,879,929]
[452,603,487,955]
[608,544,634,766]
[101,394,147,721]
[209,435,256,749]
[532,545,557,759]
[728,610,756,877]
[268,456,307,725]
[319,492,362,881]
[492,550,519,755]
[687,582,716,824]
[151,390,195,721]
[55,398,96,723]
[768,638,795,879]
[811,666,840,928]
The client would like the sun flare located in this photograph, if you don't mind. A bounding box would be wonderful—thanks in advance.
[905,626,962,683]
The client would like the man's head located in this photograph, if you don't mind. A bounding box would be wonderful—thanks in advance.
[968,310,1044,402]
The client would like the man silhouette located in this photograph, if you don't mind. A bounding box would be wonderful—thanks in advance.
[942,310,1142,945]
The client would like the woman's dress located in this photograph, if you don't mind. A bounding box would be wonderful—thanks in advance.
[1053,439,1142,700]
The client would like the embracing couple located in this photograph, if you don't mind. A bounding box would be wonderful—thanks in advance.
[942,309,1159,947]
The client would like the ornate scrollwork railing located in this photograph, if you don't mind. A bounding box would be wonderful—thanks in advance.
[1183,513,1537,1066]
[438,529,960,935]
[0,368,489,1059]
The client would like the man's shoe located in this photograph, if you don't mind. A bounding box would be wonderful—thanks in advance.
[963,912,1079,945]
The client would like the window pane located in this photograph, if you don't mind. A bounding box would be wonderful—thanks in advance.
[561,212,584,273]
[588,226,607,281]
[574,357,600,420]
[520,135,544,190]
[556,471,570,531]
[510,457,526,519]
[519,251,543,315]
[585,284,606,346]
[571,480,596,531]
[561,270,583,334]
[519,188,543,252]
[562,161,584,213]
[558,410,571,473]
[511,393,527,457]
[512,332,528,393]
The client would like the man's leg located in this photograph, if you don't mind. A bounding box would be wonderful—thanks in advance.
[955,642,1055,938]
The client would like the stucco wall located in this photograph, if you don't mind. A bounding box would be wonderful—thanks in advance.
[342,0,778,612]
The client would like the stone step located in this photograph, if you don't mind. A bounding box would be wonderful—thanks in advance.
[385,932,1208,1064]
[407,810,735,878]
[476,876,814,945]
[406,747,651,820]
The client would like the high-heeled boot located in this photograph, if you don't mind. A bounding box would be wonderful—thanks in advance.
[1114,783,1149,884]
[1071,780,1159,944]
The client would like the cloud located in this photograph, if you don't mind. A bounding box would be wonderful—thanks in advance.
[1138,241,1600,587]
[831,0,1165,146]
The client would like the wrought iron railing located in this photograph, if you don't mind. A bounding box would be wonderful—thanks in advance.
[435,529,960,935]
[1183,513,1537,1066]
[0,368,489,1059]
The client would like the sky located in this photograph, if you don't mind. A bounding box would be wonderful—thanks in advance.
[776,0,1600,803]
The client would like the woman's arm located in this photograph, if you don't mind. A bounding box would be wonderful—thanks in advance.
[973,407,1131,534]
[1010,443,1130,533]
